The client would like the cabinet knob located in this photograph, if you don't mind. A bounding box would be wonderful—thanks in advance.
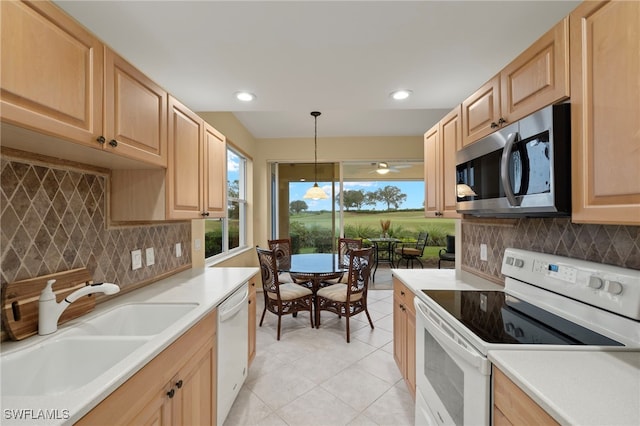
[167,389,175,398]
[498,117,506,125]
[490,122,499,129]
[175,379,183,389]
[109,139,118,147]
[201,212,210,217]
[96,136,106,144]
[400,290,405,296]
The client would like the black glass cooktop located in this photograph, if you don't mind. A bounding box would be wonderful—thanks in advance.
[422,290,623,346]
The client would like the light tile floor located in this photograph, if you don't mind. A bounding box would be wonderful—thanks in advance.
[224,267,415,426]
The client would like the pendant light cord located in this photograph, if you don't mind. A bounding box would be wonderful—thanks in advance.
[311,111,321,183]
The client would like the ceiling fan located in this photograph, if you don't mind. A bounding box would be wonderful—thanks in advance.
[369,162,413,175]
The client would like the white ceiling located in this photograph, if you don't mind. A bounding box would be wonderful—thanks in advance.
[54,1,579,139]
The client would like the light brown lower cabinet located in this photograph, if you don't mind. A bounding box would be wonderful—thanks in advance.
[392,277,416,398]
[493,367,558,426]
[77,309,217,425]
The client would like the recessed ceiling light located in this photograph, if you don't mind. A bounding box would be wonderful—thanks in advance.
[235,91,256,102]
[390,89,412,100]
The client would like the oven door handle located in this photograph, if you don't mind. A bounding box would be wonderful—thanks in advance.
[415,299,491,375]
[500,132,522,207]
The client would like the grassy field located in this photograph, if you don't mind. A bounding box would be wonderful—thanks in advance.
[291,210,455,239]
[290,210,455,260]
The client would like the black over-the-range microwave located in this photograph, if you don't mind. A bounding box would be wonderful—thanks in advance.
[455,103,571,217]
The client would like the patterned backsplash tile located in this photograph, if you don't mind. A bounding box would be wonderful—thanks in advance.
[1,156,191,289]
[461,217,640,283]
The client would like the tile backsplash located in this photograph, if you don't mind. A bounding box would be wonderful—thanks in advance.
[462,217,640,283]
[1,155,191,292]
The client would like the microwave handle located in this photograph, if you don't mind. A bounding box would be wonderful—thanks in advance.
[500,132,522,207]
[415,299,490,374]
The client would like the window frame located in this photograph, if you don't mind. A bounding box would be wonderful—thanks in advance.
[205,145,248,260]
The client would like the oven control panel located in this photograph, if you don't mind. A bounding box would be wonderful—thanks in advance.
[502,248,640,321]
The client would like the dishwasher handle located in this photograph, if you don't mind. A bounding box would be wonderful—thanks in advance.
[219,287,249,322]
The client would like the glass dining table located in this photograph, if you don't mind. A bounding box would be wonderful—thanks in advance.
[280,253,347,294]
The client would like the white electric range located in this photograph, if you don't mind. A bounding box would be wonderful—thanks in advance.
[414,248,640,425]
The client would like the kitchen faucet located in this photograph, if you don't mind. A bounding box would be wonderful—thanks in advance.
[38,279,120,335]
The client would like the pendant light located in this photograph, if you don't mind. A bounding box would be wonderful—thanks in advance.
[303,111,328,200]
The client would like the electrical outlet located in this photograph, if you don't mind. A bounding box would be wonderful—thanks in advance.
[175,242,182,258]
[131,249,142,270]
[480,243,488,261]
[194,238,202,251]
[146,247,155,266]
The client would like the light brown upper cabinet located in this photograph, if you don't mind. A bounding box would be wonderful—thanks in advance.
[0,0,104,147]
[570,1,640,225]
[461,75,501,148]
[1,1,168,168]
[462,17,569,148]
[425,107,462,218]
[500,17,569,125]
[104,48,168,167]
[203,123,227,217]
[167,96,226,220]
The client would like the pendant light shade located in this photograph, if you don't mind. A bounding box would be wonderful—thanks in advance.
[303,111,328,200]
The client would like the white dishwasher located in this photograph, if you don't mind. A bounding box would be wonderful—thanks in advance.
[217,283,249,425]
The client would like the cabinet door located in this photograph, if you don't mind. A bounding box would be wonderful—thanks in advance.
[0,0,103,147]
[570,0,640,225]
[501,17,569,124]
[248,278,257,366]
[461,75,501,147]
[424,124,440,217]
[439,107,462,218]
[406,306,416,398]
[104,48,167,167]
[129,385,173,426]
[493,367,559,425]
[173,341,215,426]
[167,96,204,219]
[204,123,227,217]
[392,291,407,377]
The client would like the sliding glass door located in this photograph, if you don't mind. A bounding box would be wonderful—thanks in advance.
[271,160,430,254]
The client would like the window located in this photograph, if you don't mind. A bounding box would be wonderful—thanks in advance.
[205,147,247,259]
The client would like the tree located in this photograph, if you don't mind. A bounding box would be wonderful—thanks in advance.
[228,179,239,199]
[290,200,308,214]
[373,185,407,210]
[336,190,366,211]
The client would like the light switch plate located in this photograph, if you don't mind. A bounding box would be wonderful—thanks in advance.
[175,242,182,258]
[194,238,202,251]
[480,243,488,261]
[131,249,142,270]
[146,247,155,266]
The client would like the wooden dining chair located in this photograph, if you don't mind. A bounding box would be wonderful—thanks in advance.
[322,237,363,287]
[267,238,299,284]
[315,247,375,342]
[256,247,314,340]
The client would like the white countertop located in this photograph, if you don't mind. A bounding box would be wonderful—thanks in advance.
[0,266,258,425]
[489,350,640,426]
[392,268,503,295]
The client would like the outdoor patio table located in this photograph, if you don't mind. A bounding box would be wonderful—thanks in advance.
[369,237,401,282]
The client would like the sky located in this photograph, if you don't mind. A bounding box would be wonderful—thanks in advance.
[290,180,425,211]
